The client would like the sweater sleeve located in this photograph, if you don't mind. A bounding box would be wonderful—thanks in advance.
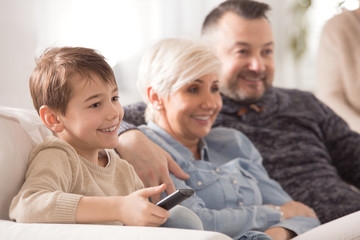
[118,101,147,135]
[316,97,360,188]
[9,146,82,223]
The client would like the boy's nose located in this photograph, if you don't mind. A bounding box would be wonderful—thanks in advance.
[106,103,122,120]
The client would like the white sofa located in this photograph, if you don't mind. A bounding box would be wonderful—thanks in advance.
[0,106,231,240]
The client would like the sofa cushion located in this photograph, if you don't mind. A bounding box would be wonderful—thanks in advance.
[0,107,52,220]
[0,220,233,240]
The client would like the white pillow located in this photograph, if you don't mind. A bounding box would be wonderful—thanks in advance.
[0,106,52,220]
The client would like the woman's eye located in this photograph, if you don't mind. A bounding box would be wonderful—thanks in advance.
[188,87,198,93]
[237,49,248,55]
[112,96,120,101]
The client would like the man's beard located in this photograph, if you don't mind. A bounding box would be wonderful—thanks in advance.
[220,72,270,104]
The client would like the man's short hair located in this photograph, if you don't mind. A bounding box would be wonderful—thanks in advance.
[202,0,271,35]
[29,47,116,115]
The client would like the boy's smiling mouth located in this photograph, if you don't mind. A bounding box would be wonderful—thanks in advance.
[98,125,118,133]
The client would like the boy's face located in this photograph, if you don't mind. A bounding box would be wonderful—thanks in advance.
[57,74,123,158]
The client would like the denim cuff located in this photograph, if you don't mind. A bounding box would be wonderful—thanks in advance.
[260,205,282,226]
[268,216,320,236]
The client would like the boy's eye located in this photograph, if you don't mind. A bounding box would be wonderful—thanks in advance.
[90,102,100,108]
[112,96,120,101]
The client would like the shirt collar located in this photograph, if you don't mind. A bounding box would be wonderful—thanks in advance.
[147,121,209,161]
[199,138,210,161]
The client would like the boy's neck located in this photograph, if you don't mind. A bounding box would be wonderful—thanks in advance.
[74,146,108,168]
[97,150,109,167]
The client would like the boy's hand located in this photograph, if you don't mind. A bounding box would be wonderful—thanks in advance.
[116,130,189,202]
[118,184,170,226]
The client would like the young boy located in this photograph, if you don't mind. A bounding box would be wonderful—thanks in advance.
[9,47,202,229]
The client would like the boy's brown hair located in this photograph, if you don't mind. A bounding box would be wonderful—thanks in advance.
[29,47,116,115]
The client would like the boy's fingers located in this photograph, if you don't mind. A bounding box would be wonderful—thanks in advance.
[138,184,166,198]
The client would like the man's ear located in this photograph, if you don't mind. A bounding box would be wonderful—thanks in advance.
[39,105,64,133]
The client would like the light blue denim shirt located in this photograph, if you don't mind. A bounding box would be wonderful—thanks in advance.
[139,122,319,239]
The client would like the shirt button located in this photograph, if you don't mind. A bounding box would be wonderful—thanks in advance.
[232,179,238,184]
[215,168,220,173]
[238,201,243,206]
[197,181,202,186]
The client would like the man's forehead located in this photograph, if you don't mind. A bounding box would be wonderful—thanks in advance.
[217,12,274,47]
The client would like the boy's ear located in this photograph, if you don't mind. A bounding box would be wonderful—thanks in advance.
[39,105,64,133]
[147,87,163,107]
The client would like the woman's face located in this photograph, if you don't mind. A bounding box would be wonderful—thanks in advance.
[157,72,222,145]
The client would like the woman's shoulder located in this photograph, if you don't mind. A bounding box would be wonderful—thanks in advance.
[205,127,261,163]
[207,127,248,141]
[206,127,254,152]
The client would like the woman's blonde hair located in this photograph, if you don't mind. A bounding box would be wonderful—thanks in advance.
[137,38,221,122]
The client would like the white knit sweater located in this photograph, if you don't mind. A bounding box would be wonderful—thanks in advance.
[317,9,360,132]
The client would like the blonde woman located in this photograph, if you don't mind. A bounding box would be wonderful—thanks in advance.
[137,38,320,240]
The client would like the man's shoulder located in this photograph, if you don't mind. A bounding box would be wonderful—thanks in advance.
[123,101,146,111]
[272,87,319,105]
[122,101,146,126]
[273,87,314,97]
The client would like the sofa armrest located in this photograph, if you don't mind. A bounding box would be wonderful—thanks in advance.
[0,220,232,240]
[292,211,360,240]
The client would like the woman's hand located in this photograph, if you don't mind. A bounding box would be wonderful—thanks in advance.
[280,201,318,220]
[116,130,189,202]
[264,227,295,240]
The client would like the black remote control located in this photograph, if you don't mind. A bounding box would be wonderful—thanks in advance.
[156,189,194,210]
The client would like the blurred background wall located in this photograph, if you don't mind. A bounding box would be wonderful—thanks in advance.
[0,0,358,109]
